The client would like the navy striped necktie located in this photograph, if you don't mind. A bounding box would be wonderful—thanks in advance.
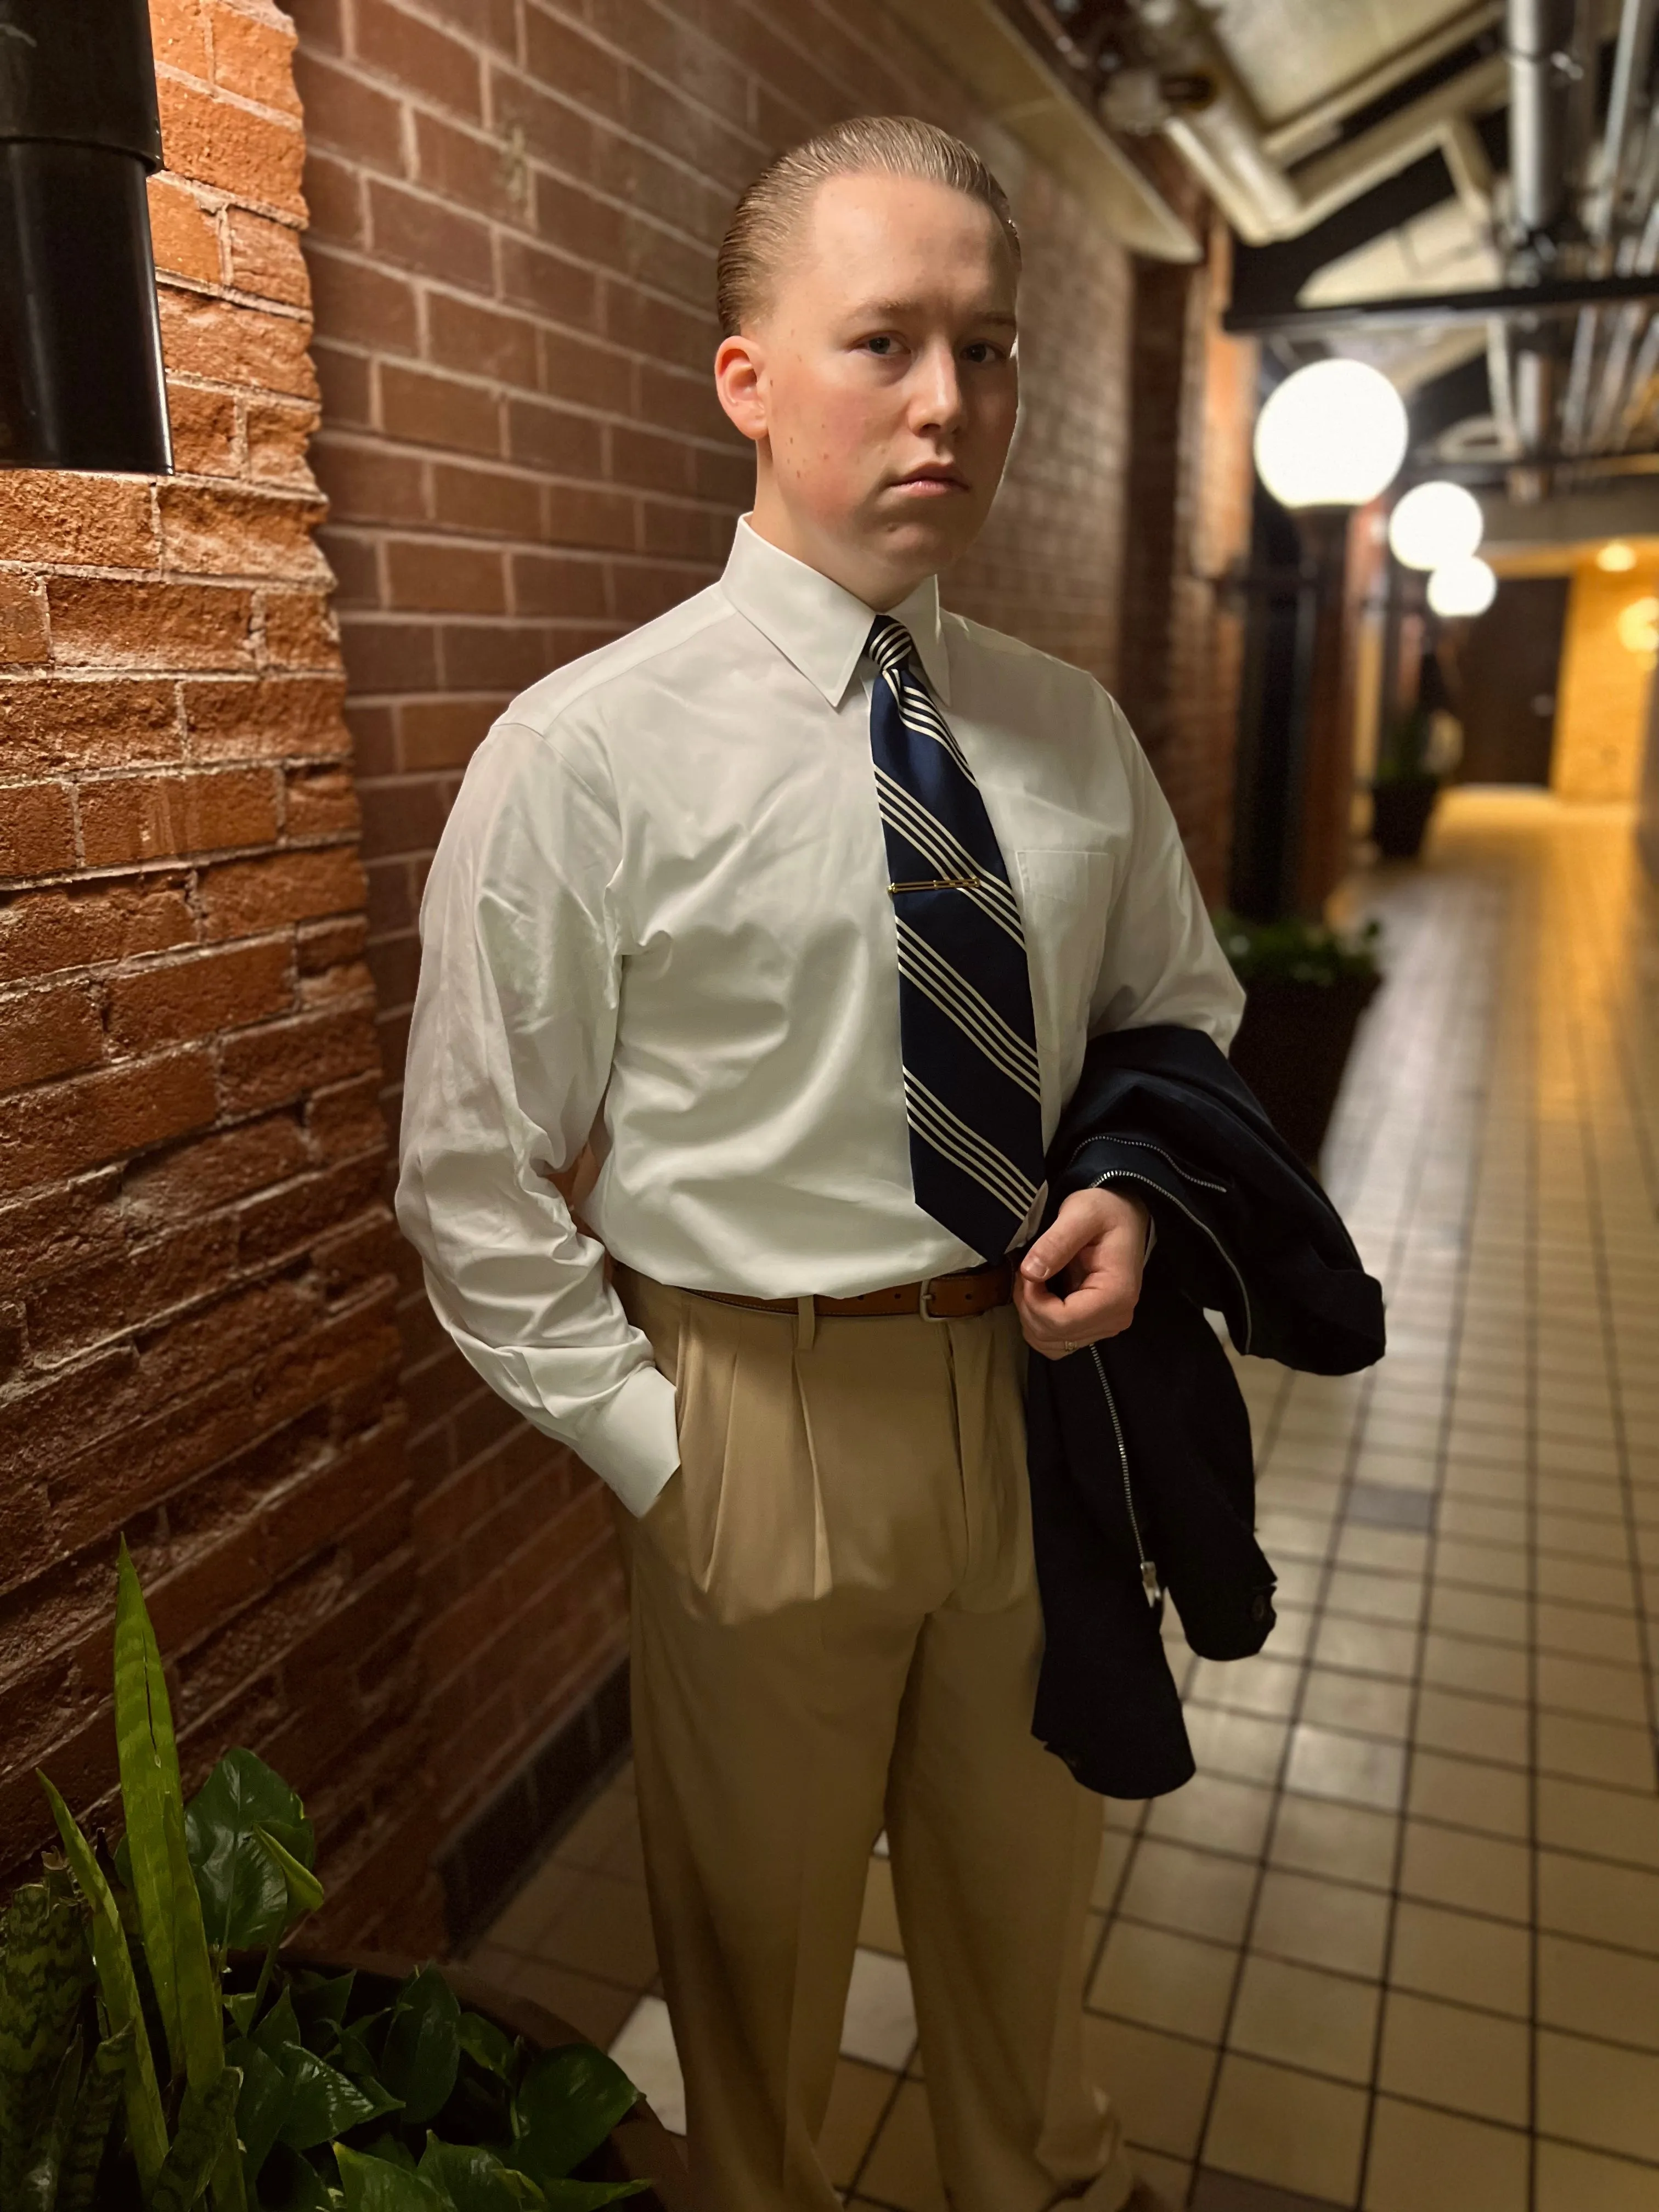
[866,616,1046,1261]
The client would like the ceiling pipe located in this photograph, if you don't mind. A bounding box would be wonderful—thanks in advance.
[1133,0,1512,247]
[1587,0,1658,239]
[1578,3,1659,447]
[1559,0,1654,448]
[1260,3,1504,166]
[1503,0,1584,477]
[1586,199,1659,444]
[1289,57,1510,233]
[1506,0,1579,256]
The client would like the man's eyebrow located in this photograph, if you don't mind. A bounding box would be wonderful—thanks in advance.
[846,299,1019,329]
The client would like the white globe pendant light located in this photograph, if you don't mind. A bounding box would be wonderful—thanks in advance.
[1427,555,1498,618]
[1253,359,1409,509]
[1387,479,1485,571]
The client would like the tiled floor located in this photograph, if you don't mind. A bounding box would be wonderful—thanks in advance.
[467,791,1659,2210]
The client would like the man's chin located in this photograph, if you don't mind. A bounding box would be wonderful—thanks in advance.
[872,501,983,567]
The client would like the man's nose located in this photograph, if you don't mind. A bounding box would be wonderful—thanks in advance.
[912,342,966,432]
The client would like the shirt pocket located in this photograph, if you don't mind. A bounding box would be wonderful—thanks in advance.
[1014,846,1114,1092]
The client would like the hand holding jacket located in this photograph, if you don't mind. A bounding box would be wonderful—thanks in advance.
[1024,1023,1386,1798]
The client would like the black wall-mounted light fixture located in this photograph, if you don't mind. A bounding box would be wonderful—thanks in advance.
[0,0,172,473]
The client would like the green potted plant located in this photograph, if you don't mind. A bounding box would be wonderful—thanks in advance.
[0,1543,687,2211]
[1370,697,1459,860]
[1215,910,1383,1170]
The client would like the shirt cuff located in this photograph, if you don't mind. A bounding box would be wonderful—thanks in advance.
[573,1362,680,1517]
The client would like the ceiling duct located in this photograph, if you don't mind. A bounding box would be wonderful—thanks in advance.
[1126,0,1509,245]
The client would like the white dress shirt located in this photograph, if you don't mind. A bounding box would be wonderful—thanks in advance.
[396,519,1245,1514]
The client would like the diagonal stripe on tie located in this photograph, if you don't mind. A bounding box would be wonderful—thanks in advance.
[895,921,1041,1098]
[865,614,1046,1260]
[874,771,1026,946]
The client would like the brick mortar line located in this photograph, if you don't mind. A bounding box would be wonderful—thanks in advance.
[7,1243,399,1384]
[345,595,714,628]
[155,54,308,137]
[306,98,735,270]
[311,314,720,394]
[1,766,349,785]
[0,668,345,686]
[158,265,316,324]
[0,1277,402,1421]
[0,849,362,899]
[300,242,726,374]
[337,0,771,176]
[0,564,331,585]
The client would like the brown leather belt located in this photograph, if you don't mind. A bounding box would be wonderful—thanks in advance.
[689,1259,1013,1322]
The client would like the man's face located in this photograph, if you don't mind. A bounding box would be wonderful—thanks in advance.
[716,172,1020,607]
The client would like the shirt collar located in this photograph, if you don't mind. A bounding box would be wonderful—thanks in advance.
[720,516,951,708]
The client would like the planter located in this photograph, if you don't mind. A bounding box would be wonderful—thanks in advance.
[11,1547,690,2212]
[1370,776,1440,859]
[1227,970,1382,1170]
[297,1951,695,2211]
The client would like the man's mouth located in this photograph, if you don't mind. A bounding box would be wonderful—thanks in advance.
[893,465,969,495]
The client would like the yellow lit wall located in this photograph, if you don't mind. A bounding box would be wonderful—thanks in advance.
[1551,552,1659,802]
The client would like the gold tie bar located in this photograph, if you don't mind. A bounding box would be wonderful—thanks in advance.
[888,872,982,895]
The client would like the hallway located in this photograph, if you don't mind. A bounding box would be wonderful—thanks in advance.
[470,791,1659,2209]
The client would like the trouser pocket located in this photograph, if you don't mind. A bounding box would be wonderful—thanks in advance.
[617,1273,823,1624]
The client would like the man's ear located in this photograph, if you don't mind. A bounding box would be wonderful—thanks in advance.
[715,331,768,445]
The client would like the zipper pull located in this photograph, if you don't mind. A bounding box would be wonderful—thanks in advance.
[1141,1560,1161,1608]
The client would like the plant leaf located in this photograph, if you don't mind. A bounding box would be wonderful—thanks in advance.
[278,2046,394,2149]
[419,2134,549,2210]
[379,1966,461,2128]
[457,2013,518,2083]
[17,2027,82,2212]
[334,2142,448,2211]
[256,1824,326,1923]
[291,1971,356,2039]
[507,2046,639,2185]
[184,1750,304,1952]
[335,2011,390,2083]
[38,1775,170,2189]
[112,1537,186,2076]
[151,2061,242,2212]
[253,2141,342,2211]
[113,1542,230,2099]
[112,1542,245,2210]
[253,1984,303,2058]
[0,1872,91,2203]
[359,2130,418,2170]
[228,2033,292,2184]
[58,2023,132,2212]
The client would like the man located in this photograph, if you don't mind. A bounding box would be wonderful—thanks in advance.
[398,116,1243,2212]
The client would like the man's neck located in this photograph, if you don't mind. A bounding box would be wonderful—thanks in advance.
[744,494,930,615]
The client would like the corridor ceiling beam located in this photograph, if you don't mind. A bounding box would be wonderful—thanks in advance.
[1225,272,1659,336]
[887,0,1201,262]
[1228,153,1462,324]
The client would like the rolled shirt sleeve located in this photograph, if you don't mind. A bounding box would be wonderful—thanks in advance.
[395,719,679,1516]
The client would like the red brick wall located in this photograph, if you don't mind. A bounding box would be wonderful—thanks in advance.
[0,0,439,1948]
[289,0,1142,1846]
[1116,206,1257,902]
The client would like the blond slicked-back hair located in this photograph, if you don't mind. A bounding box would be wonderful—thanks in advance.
[716,116,1020,338]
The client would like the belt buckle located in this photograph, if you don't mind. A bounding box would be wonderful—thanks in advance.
[919,1275,950,1323]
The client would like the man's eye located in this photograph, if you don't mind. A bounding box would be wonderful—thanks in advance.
[962,342,1004,364]
[864,335,898,356]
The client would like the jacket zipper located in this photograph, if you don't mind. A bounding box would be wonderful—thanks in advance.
[1088,1342,1160,1608]
[1074,1132,1229,1194]
[1083,1163,1254,1357]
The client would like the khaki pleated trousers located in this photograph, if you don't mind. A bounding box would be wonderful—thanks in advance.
[613,1269,1134,2212]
